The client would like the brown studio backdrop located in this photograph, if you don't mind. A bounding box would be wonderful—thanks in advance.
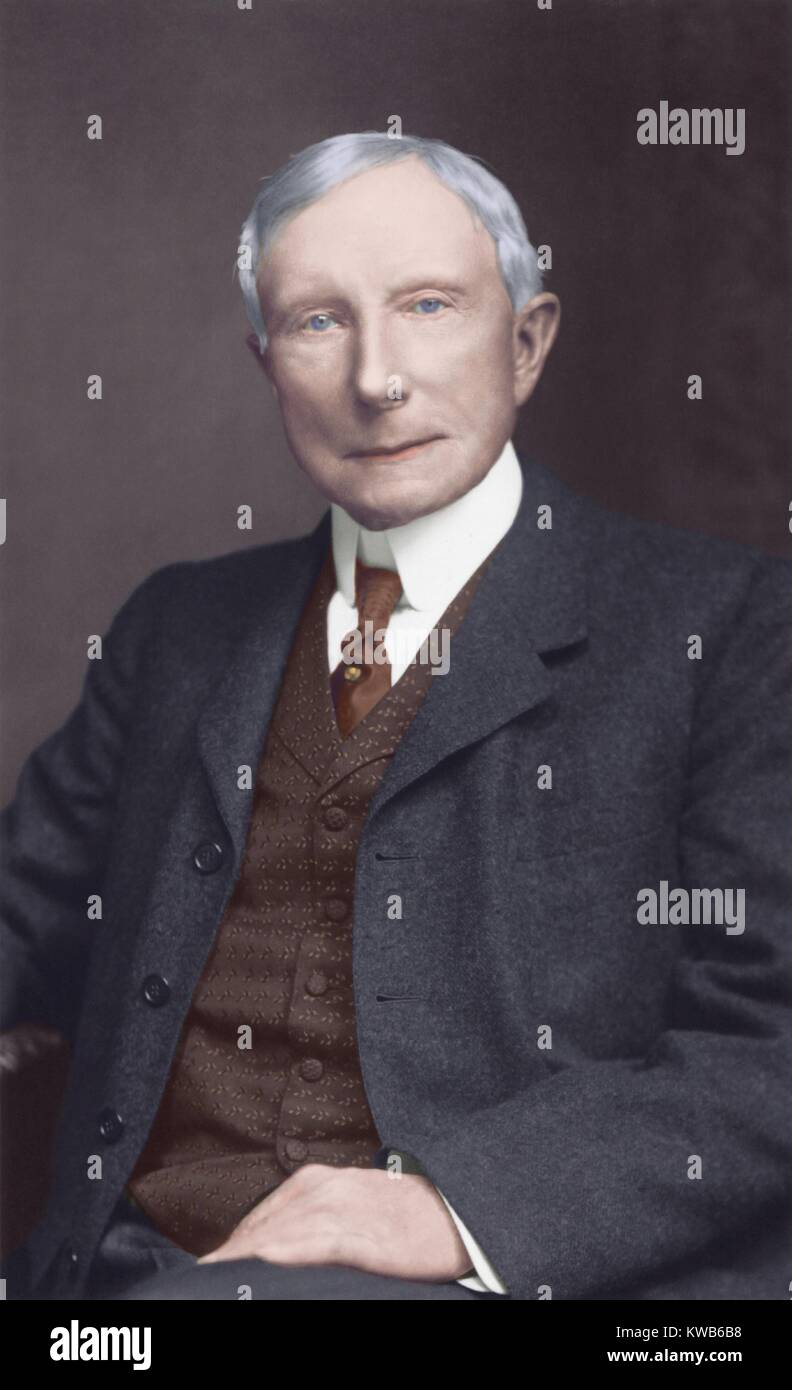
[0,0,789,805]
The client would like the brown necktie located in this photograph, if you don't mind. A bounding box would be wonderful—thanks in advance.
[330,559,403,737]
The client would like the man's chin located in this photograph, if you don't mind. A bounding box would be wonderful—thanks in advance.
[336,483,458,531]
[338,499,423,531]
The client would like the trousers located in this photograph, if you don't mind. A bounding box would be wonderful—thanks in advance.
[81,1192,495,1301]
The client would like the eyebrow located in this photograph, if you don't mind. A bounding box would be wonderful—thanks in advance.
[383,279,472,304]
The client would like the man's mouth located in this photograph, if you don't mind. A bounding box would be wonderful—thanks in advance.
[346,436,445,462]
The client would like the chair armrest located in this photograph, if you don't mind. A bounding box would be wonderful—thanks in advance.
[0,1024,67,1074]
[0,1025,71,1259]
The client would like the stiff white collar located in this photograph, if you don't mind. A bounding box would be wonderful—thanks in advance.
[330,438,523,614]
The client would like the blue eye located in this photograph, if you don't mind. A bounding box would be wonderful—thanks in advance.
[304,313,337,332]
[412,297,445,315]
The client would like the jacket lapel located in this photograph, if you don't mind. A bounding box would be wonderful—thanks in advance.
[196,511,331,857]
[365,455,590,821]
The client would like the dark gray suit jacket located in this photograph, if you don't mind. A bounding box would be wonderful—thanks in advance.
[2,455,791,1300]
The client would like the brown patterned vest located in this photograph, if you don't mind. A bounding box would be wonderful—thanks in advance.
[126,542,492,1255]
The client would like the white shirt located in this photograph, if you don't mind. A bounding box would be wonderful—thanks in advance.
[327,438,522,1296]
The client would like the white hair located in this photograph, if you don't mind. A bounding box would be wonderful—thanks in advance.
[237,131,544,350]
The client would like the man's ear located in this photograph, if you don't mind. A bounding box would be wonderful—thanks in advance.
[512,293,561,407]
[245,331,277,392]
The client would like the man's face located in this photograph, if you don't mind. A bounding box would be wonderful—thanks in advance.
[255,156,553,529]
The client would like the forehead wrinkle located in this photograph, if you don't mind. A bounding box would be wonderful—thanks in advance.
[259,233,497,314]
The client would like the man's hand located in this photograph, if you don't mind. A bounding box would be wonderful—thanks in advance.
[196,1162,474,1282]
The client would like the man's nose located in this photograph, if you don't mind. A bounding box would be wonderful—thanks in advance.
[350,321,406,408]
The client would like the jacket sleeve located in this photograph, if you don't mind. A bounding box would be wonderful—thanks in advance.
[378,1146,508,1292]
[435,1190,509,1294]
[0,568,166,1044]
[403,554,792,1301]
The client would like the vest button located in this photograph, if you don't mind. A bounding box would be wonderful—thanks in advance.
[324,897,349,923]
[97,1107,124,1143]
[323,806,348,831]
[299,1058,323,1082]
[193,841,224,873]
[305,972,328,996]
[285,1138,308,1163]
[141,974,170,1007]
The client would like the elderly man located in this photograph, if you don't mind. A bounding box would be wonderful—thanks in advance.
[1,132,791,1303]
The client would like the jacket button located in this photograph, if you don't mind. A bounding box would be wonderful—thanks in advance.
[285,1138,308,1163]
[305,972,328,996]
[97,1107,125,1143]
[323,806,348,831]
[141,974,170,1007]
[193,841,224,873]
[324,897,349,923]
[299,1058,323,1082]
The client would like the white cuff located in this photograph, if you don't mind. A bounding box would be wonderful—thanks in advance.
[436,1187,509,1295]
